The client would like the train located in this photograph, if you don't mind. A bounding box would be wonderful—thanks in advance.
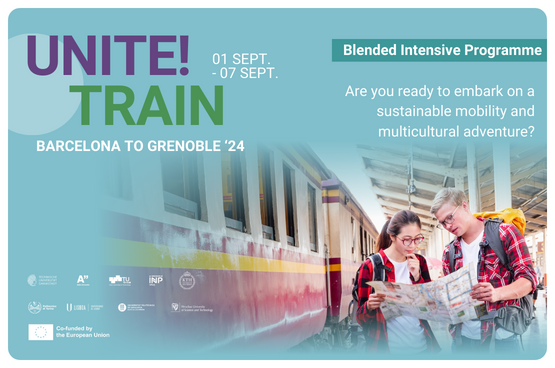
[98,142,379,355]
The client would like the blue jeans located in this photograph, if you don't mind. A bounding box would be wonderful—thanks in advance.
[451,334,521,355]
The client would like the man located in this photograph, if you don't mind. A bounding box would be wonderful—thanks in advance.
[533,260,543,310]
[430,188,536,353]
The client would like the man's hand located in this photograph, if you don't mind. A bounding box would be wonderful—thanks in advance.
[470,282,499,303]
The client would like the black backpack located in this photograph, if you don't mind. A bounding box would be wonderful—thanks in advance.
[447,218,534,336]
[352,253,388,303]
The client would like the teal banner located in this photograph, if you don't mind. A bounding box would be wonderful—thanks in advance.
[332,39,547,62]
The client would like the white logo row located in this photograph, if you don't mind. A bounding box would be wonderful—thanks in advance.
[27,274,171,287]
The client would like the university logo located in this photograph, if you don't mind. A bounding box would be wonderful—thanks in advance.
[67,303,72,312]
[109,275,131,286]
[28,324,53,341]
[118,303,127,312]
[27,274,37,287]
[28,301,42,314]
[149,275,163,286]
[26,275,57,286]
[77,275,90,286]
[179,272,195,290]
[172,303,179,311]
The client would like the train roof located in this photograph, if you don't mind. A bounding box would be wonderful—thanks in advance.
[277,143,334,187]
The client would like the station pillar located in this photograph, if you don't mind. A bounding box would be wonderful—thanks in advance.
[493,142,512,210]
[466,142,481,213]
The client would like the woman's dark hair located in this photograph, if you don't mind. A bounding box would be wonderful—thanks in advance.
[377,210,421,251]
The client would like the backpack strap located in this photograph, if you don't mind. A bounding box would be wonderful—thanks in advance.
[447,239,463,273]
[369,253,390,282]
[352,253,375,303]
[482,218,512,272]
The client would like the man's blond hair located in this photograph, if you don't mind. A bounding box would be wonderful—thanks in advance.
[430,188,467,216]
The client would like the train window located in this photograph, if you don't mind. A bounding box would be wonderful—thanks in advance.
[283,164,296,246]
[221,151,247,232]
[307,184,317,252]
[160,152,202,220]
[102,152,133,200]
[364,230,368,257]
[351,217,355,254]
[258,147,276,240]
[360,225,364,261]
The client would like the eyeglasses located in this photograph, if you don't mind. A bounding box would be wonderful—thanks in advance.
[437,205,460,229]
[397,235,425,247]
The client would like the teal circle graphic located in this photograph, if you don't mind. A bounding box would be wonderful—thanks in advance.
[9,34,84,135]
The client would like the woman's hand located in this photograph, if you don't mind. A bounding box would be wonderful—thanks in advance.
[366,293,386,311]
[407,254,421,281]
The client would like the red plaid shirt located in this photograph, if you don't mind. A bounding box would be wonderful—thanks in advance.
[356,249,440,353]
[441,217,537,343]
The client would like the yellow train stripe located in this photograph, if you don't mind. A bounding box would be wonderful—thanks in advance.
[101,237,326,274]
[327,264,360,273]
[328,264,341,272]
[322,189,340,198]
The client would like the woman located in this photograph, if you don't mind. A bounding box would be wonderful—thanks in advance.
[356,210,440,354]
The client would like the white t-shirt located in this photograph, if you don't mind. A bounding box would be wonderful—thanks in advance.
[460,231,513,340]
[386,258,427,354]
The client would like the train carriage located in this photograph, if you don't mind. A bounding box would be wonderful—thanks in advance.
[99,142,378,354]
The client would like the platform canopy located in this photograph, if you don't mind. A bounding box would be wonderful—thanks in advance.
[357,142,547,250]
